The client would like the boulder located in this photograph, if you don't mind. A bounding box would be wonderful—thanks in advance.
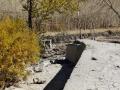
[66,41,86,64]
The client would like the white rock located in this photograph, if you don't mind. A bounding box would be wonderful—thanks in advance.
[33,65,42,72]
[64,39,120,90]
[43,61,51,67]
[5,87,26,90]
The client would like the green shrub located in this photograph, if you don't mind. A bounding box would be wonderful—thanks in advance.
[0,17,41,89]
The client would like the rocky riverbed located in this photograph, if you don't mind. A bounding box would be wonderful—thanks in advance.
[5,38,120,90]
[64,39,120,90]
[5,43,67,90]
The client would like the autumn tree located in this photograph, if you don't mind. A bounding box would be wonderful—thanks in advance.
[21,0,79,29]
[21,0,34,29]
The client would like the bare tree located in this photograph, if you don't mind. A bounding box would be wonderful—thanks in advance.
[102,0,120,19]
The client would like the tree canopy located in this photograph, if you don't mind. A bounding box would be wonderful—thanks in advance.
[21,0,80,28]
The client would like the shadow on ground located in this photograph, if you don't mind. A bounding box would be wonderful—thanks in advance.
[44,42,86,90]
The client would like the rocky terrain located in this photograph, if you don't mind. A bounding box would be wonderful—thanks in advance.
[5,35,120,90]
[64,39,120,90]
[5,42,67,90]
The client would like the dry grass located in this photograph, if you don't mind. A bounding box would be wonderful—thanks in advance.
[44,27,120,36]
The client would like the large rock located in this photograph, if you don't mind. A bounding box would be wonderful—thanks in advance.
[66,41,86,64]
[64,39,120,90]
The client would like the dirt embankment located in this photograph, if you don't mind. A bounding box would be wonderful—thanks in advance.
[43,28,120,43]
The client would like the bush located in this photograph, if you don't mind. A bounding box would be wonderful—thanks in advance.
[0,17,41,89]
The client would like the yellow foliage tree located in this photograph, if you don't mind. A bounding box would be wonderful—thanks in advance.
[0,17,41,89]
[21,0,79,28]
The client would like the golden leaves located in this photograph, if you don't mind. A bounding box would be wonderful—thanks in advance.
[0,17,41,88]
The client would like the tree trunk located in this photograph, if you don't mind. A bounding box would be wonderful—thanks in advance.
[28,0,32,29]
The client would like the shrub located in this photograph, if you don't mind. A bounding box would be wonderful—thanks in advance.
[0,17,41,89]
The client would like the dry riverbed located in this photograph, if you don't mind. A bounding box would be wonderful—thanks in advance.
[5,43,66,90]
[5,38,120,90]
